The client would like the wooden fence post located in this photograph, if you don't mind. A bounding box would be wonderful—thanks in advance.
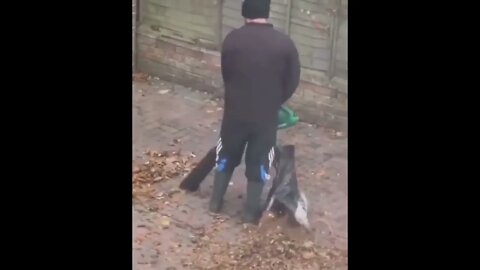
[327,0,341,79]
[284,0,292,35]
[217,0,224,50]
[132,0,136,72]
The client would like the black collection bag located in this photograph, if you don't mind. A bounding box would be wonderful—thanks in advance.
[179,147,216,192]
[263,145,310,229]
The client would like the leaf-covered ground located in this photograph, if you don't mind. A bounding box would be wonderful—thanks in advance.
[133,78,347,269]
[133,149,347,269]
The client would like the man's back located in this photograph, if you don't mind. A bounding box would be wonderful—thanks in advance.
[221,23,300,126]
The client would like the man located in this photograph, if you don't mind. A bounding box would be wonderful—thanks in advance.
[210,0,301,224]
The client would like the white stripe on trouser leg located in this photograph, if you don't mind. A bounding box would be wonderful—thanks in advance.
[263,147,275,180]
[268,147,275,169]
[215,138,223,165]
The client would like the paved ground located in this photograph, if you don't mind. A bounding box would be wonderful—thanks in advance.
[132,77,347,269]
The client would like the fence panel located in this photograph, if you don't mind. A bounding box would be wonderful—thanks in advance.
[142,0,221,49]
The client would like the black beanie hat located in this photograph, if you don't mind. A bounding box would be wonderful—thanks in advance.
[242,0,271,19]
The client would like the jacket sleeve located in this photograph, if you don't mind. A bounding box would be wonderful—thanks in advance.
[282,42,301,103]
[221,34,233,83]
[221,49,229,83]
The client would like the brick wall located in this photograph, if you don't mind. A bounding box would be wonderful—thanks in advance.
[136,23,347,132]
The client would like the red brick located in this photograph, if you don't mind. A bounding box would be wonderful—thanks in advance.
[175,45,204,59]
[202,53,221,68]
[336,92,347,105]
[299,81,336,98]
[155,39,177,52]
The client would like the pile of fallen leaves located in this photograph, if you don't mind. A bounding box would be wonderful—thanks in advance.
[133,149,196,199]
[189,220,347,270]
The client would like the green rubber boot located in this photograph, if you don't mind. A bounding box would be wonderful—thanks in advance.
[209,170,233,213]
[243,180,265,224]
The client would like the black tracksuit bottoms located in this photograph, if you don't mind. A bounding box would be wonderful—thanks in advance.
[215,119,277,183]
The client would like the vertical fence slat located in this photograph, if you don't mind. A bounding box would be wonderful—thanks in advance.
[284,0,292,35]
[133,0,136,72]
[217,0,224,49]
[327,0,340,78]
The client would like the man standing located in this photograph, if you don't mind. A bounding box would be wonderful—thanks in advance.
[210,0,301,224]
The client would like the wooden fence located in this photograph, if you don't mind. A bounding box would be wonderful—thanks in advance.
[138,0,347,79]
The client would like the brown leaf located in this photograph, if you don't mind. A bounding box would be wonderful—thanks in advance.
[158,89,170,95]
[302,251,316,260]
[160,218,170,229]
[133,72,149,82]
[303,241,314,249]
